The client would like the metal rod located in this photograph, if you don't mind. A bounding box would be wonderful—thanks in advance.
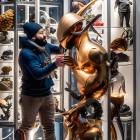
[35,0,40,23]
[107,0,111,140]
[133,0,136,139]
[14,0,18,136]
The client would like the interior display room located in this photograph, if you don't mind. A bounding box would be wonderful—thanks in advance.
[0,0,140,140]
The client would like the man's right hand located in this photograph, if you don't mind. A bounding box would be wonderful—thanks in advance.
[55,54,64,67]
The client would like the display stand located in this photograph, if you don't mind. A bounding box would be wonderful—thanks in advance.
[0,0,64,140]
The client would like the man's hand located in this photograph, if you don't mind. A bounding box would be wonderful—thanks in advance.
[114,8,117,12]
[55,54,64,67]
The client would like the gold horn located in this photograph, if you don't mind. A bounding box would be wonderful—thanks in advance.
[76,0,98,16]
[50,17,57,23]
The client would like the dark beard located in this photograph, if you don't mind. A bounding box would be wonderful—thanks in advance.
[34,36,47,46]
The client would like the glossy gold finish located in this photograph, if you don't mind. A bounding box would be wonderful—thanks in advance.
[86,120,102,127]
[57,13,84,42]
[57,0,109,140]
[80,127,103,140]
[111,95,124,120]
[50,17,57,23]
[110,31,127,51]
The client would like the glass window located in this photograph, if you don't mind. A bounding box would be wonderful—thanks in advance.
[29,6,35,22]
[40,7,46,23]
[1,127,14,140]
[4,6,25,28]
[40,0,61,3]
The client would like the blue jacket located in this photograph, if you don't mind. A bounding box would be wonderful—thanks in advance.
[19,37,59,97]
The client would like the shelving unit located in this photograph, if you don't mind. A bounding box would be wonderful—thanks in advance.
[69,0,136,140]
[0,0,64,140]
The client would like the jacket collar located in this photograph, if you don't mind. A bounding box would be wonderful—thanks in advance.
[27,39,45,52]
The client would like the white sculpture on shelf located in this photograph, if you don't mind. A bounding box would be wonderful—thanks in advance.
[40,10,59,44]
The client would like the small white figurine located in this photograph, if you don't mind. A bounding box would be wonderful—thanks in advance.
[39,10,59,44]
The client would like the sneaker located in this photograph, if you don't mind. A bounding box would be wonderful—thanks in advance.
[111,52,130,62]
[119,104,130,113]
[0,50,13,60]
[119,111,132,117]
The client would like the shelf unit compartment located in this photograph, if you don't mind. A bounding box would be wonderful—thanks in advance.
[111,0,134,27]
[88,28,108,51]
[0,93,14,123]
[0,77,14,92]
[118,65,134,118]
[53,94,61,113]
[51,80,60,93]
[113,50,134,65]
[0,127,14,140]
[0,62,14,76]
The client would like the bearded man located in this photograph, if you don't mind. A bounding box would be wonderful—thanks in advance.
[18,22,64,140]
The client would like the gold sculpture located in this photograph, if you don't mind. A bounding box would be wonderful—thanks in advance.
[0,9,14,31]
[110,30,128,51]
[57,0,108,139]
[57,0,127,139]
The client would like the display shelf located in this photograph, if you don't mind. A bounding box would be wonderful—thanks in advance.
[18,91,63,95]
[4,28,14,31]
[0,43,14,46]
[17,1,61,6]
[17,114,62,124]
[111,27,133,29]
[0,91,14,93]
[0,61,14,63]
[52,92,63,95]
[0,121,14,126]
[0,1,14,5]
[0,75,14,77]
[92,26,107,28]
[17,1,35,5]
[113,118,133,123]
[40,2,61,6]
[118,62,132,66]
[1,28,25,31]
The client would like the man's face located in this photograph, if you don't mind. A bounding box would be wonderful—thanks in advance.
[32,28,47,46]
[111,66,117,72]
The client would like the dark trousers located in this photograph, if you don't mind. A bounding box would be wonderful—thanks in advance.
[119,12,130,27]
[19,94,56,140]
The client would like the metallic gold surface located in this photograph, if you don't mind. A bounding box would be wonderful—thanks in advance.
[71,31,107,97]
[80,127,102,140]
[57,0,108,140]
[111,95,124,120]
[110,95,124,140]
[57,13,84,42]
[110,30,127,51]
[86,120,102,127]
